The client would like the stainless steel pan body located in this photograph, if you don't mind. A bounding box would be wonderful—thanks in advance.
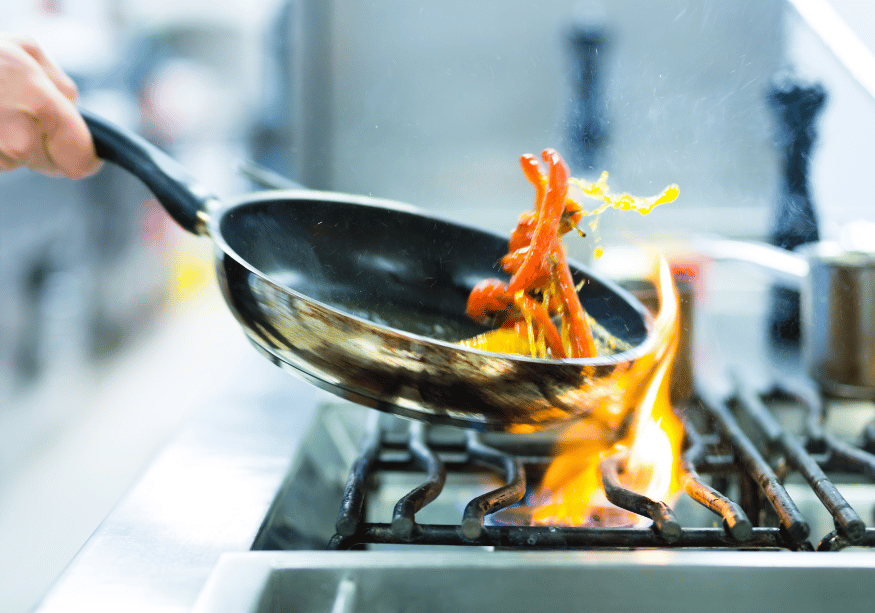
[82,110,657,431]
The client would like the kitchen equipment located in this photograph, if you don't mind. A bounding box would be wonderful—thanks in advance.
[765,75,826,343]
[696,235,875,400]
[34,259,875,613]
[82,110,657,432]
[254,378,873,554]
[194,551,875,613]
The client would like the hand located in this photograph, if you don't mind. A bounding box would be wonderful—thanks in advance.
[0,33,101,179]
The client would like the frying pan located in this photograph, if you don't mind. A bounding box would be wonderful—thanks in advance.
[82,110,659,432]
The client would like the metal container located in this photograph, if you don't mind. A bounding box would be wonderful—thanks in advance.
[697,237,875,399]
[800,242,875,399]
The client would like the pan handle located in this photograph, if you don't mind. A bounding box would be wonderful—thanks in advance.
[692,236,808,287]
[80,109,218,236]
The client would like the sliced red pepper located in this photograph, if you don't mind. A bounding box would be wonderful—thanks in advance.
[466,278,515,325]
[507,149,567,295]
[553,248,597,358]
[464,148,597,360]
[508,210,537,253]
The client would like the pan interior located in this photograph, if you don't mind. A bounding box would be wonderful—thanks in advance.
[218,197,648,350]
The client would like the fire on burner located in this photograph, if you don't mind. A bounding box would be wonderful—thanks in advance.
[528,258,684,529]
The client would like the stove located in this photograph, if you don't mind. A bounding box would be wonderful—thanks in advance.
[197,381,875,613]
[32,253,875,613]
[252,383,875,554]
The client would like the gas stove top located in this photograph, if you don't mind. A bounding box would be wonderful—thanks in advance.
[203,385,875,613]
[253,389,875,554]
[34,376,875,613]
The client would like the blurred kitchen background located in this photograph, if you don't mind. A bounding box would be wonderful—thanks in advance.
[1,0,873,611]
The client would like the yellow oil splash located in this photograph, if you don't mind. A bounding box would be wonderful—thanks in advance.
[568,171,678,262]
[571,172,680,217]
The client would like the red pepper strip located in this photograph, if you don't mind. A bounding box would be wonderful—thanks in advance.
[519,154,546,209]
[508,210,537,253]
[553,247,597,358]
[513,291,566,359]
[507,149,567,295]
[499,245,528,276]
[509,155,545,253]
[466,278,515,325]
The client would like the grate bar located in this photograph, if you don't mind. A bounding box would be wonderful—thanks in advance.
[599,453,682,543]
[818,528,875,552]
[822,434,875,481]
[329,524,797,550]
[460,432,526,539]
[736,378,866,542]
[335,413,382,537]
[681,422,753,541]
[697,387,810,544]
[391,422,447,538]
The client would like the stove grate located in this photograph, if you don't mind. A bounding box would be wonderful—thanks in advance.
[329,374,875,552]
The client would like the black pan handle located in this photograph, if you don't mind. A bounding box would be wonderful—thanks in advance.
[81,109,219,236]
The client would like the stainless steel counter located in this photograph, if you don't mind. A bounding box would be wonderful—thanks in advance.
[34,372,322,613]
[193,550,875,613]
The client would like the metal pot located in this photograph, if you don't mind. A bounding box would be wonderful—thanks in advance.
[698,236,875,399]
[799,241,875,399]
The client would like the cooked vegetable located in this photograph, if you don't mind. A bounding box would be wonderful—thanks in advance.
[462,149,678,359]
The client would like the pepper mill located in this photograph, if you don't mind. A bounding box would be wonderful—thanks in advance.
[766,74,826,345]
[566,13,609,174]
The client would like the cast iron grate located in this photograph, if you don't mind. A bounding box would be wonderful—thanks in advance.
[328,375,875,552]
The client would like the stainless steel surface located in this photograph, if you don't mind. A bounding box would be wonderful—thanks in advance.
[34,375,322,613]
[280,0,786,242]
[193,550,875,613]
[802,243,875,398]
[694,237,875,399]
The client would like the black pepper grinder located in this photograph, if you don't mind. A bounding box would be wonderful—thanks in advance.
[566,14,609,174]
[766,74,826,345]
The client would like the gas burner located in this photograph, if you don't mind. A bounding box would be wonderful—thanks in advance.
[256,375,875,553]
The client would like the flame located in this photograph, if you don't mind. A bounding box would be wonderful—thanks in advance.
[529,257,685,527]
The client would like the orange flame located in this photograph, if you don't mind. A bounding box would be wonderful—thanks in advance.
[530,257,684,527]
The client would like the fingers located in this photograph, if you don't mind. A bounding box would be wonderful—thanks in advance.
[0,33,101,179]
[0,108,59,175]
[12,34,79,102]
[38,92,103,179]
